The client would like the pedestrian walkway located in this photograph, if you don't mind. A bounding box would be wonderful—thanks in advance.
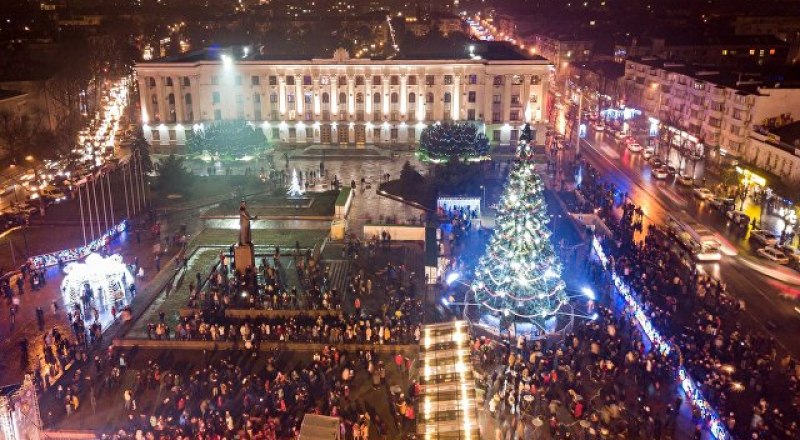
[0,217,189,386]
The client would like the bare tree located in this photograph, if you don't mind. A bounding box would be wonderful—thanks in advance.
[0,111,36,163]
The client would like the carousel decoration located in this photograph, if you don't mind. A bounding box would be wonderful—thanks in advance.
[60,253,133,311]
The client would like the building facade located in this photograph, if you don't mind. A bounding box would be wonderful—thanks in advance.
[623,57,800,188]
[134,46,551,153]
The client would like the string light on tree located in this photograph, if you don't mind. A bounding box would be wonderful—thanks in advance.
[472,150,567,334]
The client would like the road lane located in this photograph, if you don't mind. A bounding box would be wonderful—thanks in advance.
[578,132,800,357]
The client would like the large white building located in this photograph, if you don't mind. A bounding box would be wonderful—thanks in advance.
[134,45,551,153]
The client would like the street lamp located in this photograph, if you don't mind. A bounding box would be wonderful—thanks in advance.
[479,185,485,211]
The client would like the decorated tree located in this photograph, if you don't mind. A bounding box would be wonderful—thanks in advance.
[186,120,269,159]
[471,159,567,333]
[418,122,489,160]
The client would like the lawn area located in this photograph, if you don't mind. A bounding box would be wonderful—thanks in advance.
[127,246,222,338]
[190,228,328,248]
[152,175,267,207]
[205,190,339,217]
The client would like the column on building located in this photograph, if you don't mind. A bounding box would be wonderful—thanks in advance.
[174,77,186,123]
[295,74,303,119]
[501,74,512,123]
[278,77,287,118]
[452,74,461,121]
[382,74,390,119]
[365,76,373,119]
[347,77,355,119]
[155,76,167,123]
[400,74,408,119]
[313,77,321,117]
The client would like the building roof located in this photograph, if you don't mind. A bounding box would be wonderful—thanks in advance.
[627,56,800,94]
[772,121,800,148]
[585,61,625,79]
[144,42,547,65]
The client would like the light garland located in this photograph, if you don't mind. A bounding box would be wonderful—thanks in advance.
[591,237,731,440]
[472,157,568,330]
[30,220,127,268]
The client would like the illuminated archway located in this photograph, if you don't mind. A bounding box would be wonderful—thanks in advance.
[60,253,133,311]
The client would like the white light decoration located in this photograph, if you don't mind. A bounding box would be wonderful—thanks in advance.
[472,155,568,334]
[591,237,731,440]
[287,168,305,197]
[60,253,133,311]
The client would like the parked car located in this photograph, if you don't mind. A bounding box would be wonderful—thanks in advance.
[725,210,750,225]
[692,187,714,200]
[678,175,695,186]
[627,142,643,152]
[594,122,605,131]
[779,245,800,266]
[653,167,669,179]
[643,147,655,159]
[750,229,779,246]
[614,131,627,140]
[666,165,678,175]
[649,157,663,168]
[40,186,67,202]
[709,197,734,210]
[757,246,790,265]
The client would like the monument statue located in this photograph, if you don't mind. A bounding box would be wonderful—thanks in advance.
[239,200,257,245]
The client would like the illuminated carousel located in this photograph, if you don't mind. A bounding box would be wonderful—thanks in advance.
[61,253,133,311]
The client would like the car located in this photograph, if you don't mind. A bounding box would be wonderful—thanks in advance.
[627,142,643,152]
[666,165,678,175]
[653,166,669,179]
[691,188,714,200]
[678,175,695,186]
[649,157,664,168]
[594,122,605,131]
[39,186,67,202]
[779,245,800,265]
[643,147,655,159]
[10,202,39,217]
[756,247,790,265]
[708,197,734,210]
[725,210,750,225]
[614,131,627,140]
[749,229,779,246]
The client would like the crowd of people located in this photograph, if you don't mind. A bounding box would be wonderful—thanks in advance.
[578,161,800,439]
[91,346,417,440]
[475,305,683,440]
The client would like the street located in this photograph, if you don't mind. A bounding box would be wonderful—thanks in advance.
[577,129,800,357]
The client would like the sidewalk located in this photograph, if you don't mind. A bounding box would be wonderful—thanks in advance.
[0,217,186,387]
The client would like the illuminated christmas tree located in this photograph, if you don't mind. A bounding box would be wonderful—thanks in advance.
[287,168,305,197]
[472,159,567,333]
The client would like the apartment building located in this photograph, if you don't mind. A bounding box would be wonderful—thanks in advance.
[524,31,594,72]
[624,57,800,187]
[135,44,551,153]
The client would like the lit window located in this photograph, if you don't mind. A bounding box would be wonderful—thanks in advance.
[769,49,776,55]
[749,49,755,55]
[722,50,728,55]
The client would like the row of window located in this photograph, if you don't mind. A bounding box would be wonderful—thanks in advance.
[146,74,543,88]
[151,126,524,143]
[195,91,535,106]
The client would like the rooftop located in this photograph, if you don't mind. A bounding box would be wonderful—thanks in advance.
[772,121,800,148]
[144,42,547,65]
[627,56,800,94]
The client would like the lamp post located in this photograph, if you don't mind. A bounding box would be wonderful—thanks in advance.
[479,185,485,211]
[11,184,30,259]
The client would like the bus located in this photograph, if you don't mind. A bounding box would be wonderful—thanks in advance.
[665,214,723,262]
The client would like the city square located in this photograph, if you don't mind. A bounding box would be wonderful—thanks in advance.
[1,1,800,440]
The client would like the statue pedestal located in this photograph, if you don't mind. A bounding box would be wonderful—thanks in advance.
[234,243,255,272]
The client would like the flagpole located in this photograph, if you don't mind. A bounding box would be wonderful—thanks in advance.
[78,183,87,246]
[107,171,115,226]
